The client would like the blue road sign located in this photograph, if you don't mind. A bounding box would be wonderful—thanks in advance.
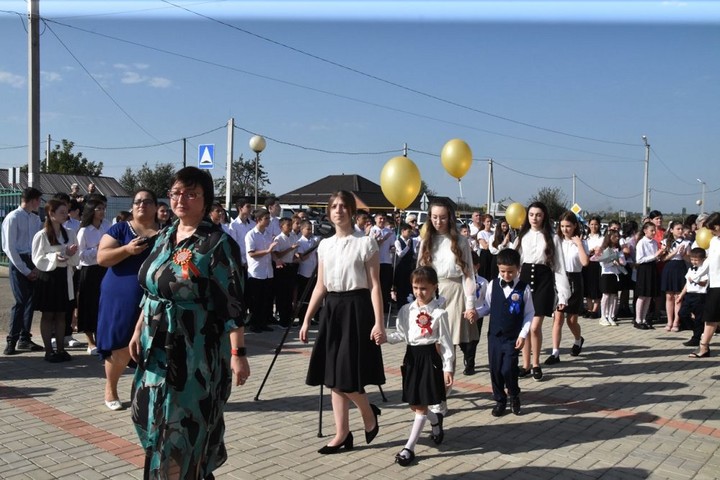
[198,144,214,169]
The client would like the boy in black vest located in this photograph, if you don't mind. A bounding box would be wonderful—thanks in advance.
[477,249,535,416]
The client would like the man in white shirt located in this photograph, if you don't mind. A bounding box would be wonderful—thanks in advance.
[264,196,282,238]
[228,200,256,265]
[370,213,395,314]
[468,211,483,237]
[245,209,278,333]
[2,188,44,355]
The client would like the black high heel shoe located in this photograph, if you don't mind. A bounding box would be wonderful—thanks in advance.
[365,404,381,444]
[318,432,354,454]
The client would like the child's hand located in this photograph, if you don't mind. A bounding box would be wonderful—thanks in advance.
[675,295,684,305]
[444,372,454,388]
[464,309,477,323]
[515,337,525,350]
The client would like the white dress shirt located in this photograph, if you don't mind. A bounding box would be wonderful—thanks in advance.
[32,228,80,300]
[245,227,274,279]
[515,230,571,305]
[229,216,255,267]
[1,206,43,275]
[319,232,378,292]
[476,278,535,339]
[77,223,109,266]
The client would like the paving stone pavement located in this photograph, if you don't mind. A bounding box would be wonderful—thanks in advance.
[1,272,719,479]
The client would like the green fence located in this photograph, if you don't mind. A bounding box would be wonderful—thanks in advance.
[0,188,24,266]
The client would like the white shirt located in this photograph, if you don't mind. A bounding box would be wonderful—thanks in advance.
[319,232,378,292]
[599,247,626,275]
[477,230,493,250]
[296,235,319,278]
[561,237,588,273]
[394,235,416,262]
[586,233,604,253]
[63,217,81,232]
[32,227,80,300]
[77,223,109,266]
[229,216,256,266]
[476,278,535,339]
[370,225,394,265]
[1,206,42,275]
[418,234,476,310]
[635,236,660,264]
[685,264,708,294]
[387,298,455,372]
[473,274,489,315]
[706,236,720,288]
[664,238,691,262]
[245,227,274,279]
[274,231,298,264]
[515,230,571,304]
[267,216,281,238]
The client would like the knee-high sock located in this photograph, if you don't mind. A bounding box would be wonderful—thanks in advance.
[607,294,618,320]
[636,297,650,323]
[426,410,440,435]
[601,295,610,319]
[404,413,427,451]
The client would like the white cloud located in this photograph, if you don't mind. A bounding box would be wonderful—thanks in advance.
[121,71,146,84]
[0,71,25,88]
[148,77,171,88]
[41,71,62,82]
[113,63,129,70]
[134,63,149,70]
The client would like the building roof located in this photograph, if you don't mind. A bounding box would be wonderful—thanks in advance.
[0,170,130,198]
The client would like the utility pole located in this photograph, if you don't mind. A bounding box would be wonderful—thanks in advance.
[642,135,650,216]
[486,158,494,215]
[45,134,51,171]
[28,0,41,188]
[225,118,234,210]
[183,138,187,168]
[572,173,576,205]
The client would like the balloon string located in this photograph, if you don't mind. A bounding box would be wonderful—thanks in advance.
[458,179,464,199]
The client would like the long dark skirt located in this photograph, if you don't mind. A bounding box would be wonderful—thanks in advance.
[401,344,446,406]
[306,289,385,393]
[77,264,107,333]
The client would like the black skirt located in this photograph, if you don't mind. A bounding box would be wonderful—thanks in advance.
[478,249,492,281]
[703,287,720,323]
[34,267,70,312]
[306,289,385,393]
[401,344,446,406]
[600,273,620,294]
[661,260,688,293]
[520,263,555,317]
[77,264,108,333]
[565,272,584,314]
[635,262,659,298]
[582,262,602,300]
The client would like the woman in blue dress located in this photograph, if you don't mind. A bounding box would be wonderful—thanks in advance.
[96,190,159,411]
[129,167,249,480]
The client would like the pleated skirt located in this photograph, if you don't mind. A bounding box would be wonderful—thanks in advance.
[306,289,385,393]
[635,262,659,297]
[401,344,446,406]
[661,260,688,293]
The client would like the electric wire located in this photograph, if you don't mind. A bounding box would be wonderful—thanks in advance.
[650,146,696,187]
[75,125,225,150]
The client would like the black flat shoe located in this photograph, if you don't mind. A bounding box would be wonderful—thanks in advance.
[395,448,415,467]
[491,402,507,417]
[430,412,444,444]
[318,432,353,454]
[365,404,381,444]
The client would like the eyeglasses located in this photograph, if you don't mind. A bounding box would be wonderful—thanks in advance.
[168,191,202,201]
[133,199,155,206]
[94,206,106,211]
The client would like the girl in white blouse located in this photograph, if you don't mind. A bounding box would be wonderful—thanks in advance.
[634,222,667,329]
[76,199,110,354]
[692,212,720,357]
[300,191,386,455]
[582,216,604,319]
[546,212,589,365]
[513,202,571,381]
[660,221,691,332]
[31,199,79,362]
[386,266,453,467]
[596,230,626,326]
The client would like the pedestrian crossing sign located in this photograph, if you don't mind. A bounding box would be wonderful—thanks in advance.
[198,144,214,169]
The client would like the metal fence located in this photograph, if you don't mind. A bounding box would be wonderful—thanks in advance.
[0,188,23,266]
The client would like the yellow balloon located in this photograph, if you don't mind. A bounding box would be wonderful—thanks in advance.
[380,156,421,210]
[696,227,713,250]
[505,202,526,229]
[440,139,473,179]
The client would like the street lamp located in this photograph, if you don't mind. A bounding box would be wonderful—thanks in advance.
[697,178,706,214]
[249,135,266,208]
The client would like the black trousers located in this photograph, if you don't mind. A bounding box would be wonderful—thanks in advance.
[488,334,520,403]
[679,292,705,341]
[246,277,274,328]
[379,263,393,313]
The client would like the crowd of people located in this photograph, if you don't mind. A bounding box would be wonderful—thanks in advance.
[4,179,719,474]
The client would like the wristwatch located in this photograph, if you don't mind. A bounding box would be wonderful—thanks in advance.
[231,347,247,357]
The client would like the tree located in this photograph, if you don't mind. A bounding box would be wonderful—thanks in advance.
[119,162,176,197]
[214,153,272,199]
[420,180,436,197]
[42,139,103,175]
[528,186,569,221]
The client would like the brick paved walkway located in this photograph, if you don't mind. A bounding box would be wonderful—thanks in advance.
[1,274,719,479]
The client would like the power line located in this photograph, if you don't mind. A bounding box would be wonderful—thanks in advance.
[575,175,642,200]
[161,0,639,148]
[492,159,574,180]
[75,125,225,150]
[650,146,696,187]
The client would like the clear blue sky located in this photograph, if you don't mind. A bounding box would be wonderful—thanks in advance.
[1,0,719,215]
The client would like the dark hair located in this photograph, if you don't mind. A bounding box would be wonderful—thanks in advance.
[471,250,481,266]
[44,199,69,246]
[235,198,252,209]
[419,198,468,273]
[684,214,699,228]
[689,247,706,259]
[517,201,557,271]
[53,192,71,204]
[411,266,439,286]
[664,220,683,243]
[264,196,279,209]
[22,187,42,202]
[649,210,663,219]
[481,214,494,224]
[600,230,621,250]
[399,222,412,232]
[86,193,108,204]
[300,220,312,231]
[622,220,638,238]
[279,217,292,227]
[641,221,655,233]
[80,199,105,228]
[254,208,270,221]
[158,201,169,209]
[704,212,720,230]
[132,188,158,207]
[492,219,510,249]
[326,190,357,218]
[556,211,580,238]
[67,199,80,213]
[170,166,214,215]
[496,248,521,267]
[116,210,132,223]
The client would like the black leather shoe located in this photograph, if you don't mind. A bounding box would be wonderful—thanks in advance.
[683,339,700,347]
[17,339,43,351]
[318,432,353,454]
[463,365,476,375]
[532,366,543,381]
[3,342,17,355]
[570,337,584,357]
[518,367,531,378]
[491,402,507,417]
[511,396,521,415]
[544,354,560,365]
[430,413,444,444]
[395,448,415,467]
[365,404,381,444]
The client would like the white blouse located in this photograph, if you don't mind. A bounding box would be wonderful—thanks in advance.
[514,229,571,304]
[477,230,494,249]
[586,233,604,253]
[561,237,588,273]
[77,224,108,266]
[319,232,379,292]
[32,228,80,300]
[387,298,455,372]
[664,238,691,262]
[635,236,659,264]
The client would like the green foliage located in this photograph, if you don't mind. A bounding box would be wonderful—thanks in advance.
[420,180,436,196]
[43,139,103,175]
[528,186,569,221]
[119,162,176,197]
[214,153,272,199]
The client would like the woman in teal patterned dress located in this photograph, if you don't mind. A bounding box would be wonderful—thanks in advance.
[129,167,250,480]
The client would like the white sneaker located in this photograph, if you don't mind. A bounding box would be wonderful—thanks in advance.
[51,338,57,348]
[87,346,98,356]
[607,318,618,326]
[429,400,448,416]
[66,336,87,348]
[598,317,611,326]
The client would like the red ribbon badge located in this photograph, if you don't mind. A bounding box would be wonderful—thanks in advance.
[416,311,433,337]
[173,248,201,280]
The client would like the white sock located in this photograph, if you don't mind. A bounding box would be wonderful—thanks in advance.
[552,349,559,357]
[574,337,582,346]
[426,410,439,435]
[404,414,427,452]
